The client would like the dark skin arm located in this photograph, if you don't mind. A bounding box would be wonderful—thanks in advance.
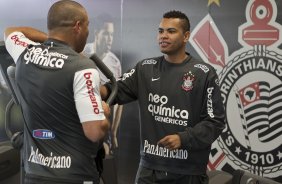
[100,85,110,101]
[4,27,47,42]
[82,101,111,142]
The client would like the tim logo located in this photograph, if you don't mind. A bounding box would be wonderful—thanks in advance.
[33,129,55,139]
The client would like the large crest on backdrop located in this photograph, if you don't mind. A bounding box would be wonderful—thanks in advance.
[190,0,282,180]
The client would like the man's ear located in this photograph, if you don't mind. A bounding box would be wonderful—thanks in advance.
[73,21,81,33]
[184,31,190,43]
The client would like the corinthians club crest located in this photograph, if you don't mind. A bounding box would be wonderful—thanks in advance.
[182,71,195,91]
[190,0,282,181]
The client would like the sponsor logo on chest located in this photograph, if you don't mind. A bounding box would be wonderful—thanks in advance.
[33,129,55,139]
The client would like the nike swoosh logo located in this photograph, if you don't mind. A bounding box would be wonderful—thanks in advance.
[151,77,160,81]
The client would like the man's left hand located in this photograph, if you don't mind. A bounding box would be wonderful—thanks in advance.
[157,134,181,150]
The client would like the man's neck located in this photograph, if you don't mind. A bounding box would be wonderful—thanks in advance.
[96,50,107,60]
[164,52,188,64]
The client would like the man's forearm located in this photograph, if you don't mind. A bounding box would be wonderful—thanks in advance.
[4,27,47,42]
[100,85,110,101]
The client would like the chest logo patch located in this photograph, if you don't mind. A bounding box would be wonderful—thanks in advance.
[182,71,195,91]
[33,129,55,139]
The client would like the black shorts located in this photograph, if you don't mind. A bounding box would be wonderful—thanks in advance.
[135,165,208,184]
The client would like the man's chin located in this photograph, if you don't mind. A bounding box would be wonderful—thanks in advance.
[160,49,170,55]
[106,46,112,51]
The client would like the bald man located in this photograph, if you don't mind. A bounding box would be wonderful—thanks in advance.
[4,1,110,183]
